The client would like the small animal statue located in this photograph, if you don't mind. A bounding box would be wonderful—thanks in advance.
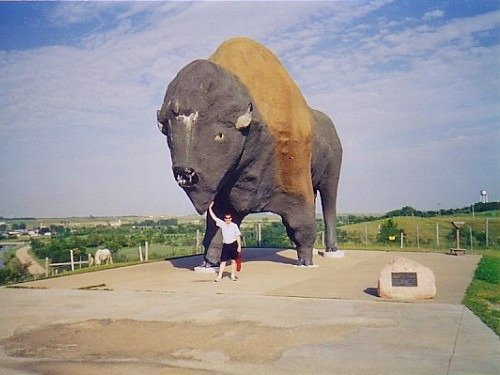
[157,37,342,266]
[94,248,113,266]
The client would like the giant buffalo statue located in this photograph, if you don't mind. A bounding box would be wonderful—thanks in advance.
[157,37,342,266]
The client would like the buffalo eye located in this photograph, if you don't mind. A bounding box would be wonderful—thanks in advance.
[214,133,225,142]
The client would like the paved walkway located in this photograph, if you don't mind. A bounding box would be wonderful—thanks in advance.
[0,249,498,374]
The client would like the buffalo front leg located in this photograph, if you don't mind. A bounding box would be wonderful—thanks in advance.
[201,211,223,267]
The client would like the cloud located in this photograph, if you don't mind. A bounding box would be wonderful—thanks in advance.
[423,9,444,21]
[284,7,500,212]
[46,1,156,27]
[0,1,338,216]
[1,2,335,132]
[0,1,498,217]
[422,9,444,21]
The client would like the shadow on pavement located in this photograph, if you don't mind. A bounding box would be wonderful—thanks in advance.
[363,287,379,298]
[168,247,297,270]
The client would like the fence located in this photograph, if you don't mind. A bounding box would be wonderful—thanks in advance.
[336,219,498,251]
[43,219,498,275]
[45,250,92,276]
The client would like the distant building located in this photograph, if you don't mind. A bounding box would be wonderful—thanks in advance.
[38,227,51,236]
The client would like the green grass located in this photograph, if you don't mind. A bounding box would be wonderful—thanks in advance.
[114,243,202,262]
[463,253,500,336]
[340,215,499,250]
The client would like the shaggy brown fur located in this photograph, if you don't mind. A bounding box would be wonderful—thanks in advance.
[209,37,314,203]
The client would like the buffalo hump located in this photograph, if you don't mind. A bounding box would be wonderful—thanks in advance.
[209,37,314,203]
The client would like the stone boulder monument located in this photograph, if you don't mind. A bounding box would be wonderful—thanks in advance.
[378,257,436,300]
[157,37,342,267]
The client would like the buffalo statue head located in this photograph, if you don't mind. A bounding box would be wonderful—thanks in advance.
[157,60,254,214]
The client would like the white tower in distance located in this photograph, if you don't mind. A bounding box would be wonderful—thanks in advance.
[480,190,488,203]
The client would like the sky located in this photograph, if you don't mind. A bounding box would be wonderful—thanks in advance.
[0,0,498,218]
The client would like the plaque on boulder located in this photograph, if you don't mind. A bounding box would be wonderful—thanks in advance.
[378,257,436,300]
[391,272,418,287]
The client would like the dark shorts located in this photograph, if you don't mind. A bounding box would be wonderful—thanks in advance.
[221,241,238,262]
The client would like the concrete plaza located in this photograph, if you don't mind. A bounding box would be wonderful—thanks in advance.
[0,249,498,374]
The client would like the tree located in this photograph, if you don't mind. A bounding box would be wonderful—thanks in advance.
[377,219,403,244]
[0,253,28,284]
[11,222,26,230]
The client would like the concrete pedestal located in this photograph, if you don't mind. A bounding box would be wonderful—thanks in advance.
[294,264,319,268]
[194,266,219,274]
[322,250,346,259]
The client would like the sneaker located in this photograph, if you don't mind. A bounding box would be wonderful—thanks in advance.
[230,276,237,281]
[214,277,221,282]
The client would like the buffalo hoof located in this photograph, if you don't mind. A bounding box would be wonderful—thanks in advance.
[194,260,220,274]
[325,245,339,252]
[199,260,219,268]
[296,258,313,267]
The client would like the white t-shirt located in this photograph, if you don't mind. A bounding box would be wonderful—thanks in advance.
[215,217,241,244]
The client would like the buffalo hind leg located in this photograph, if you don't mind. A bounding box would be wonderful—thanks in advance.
[319,184,340,252]
[281,206,316,266]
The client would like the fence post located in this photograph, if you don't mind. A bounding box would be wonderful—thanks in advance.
[139,245,143,262]
[145,241,149,261]
[400,232,404,248]
[416,226,420,249]
[196,229,200,251]
[70,249,75,271]
[436,222,440,248]
[469,226,473,251]
[257,223,262,247]
[45,257,49,277]
[455,225,461,250]
[485,218,489,247]
[364,225,368,246]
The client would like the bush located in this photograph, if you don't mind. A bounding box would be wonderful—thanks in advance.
[0,252,28,284]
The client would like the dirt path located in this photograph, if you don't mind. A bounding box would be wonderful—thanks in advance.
[16,245,45,275]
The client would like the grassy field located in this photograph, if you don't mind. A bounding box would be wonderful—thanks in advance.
[463,251,500,335]
[114,243,202,263]
[339,215,499,251]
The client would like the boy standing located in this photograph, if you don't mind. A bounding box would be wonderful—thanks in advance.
[208,202,242,281]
